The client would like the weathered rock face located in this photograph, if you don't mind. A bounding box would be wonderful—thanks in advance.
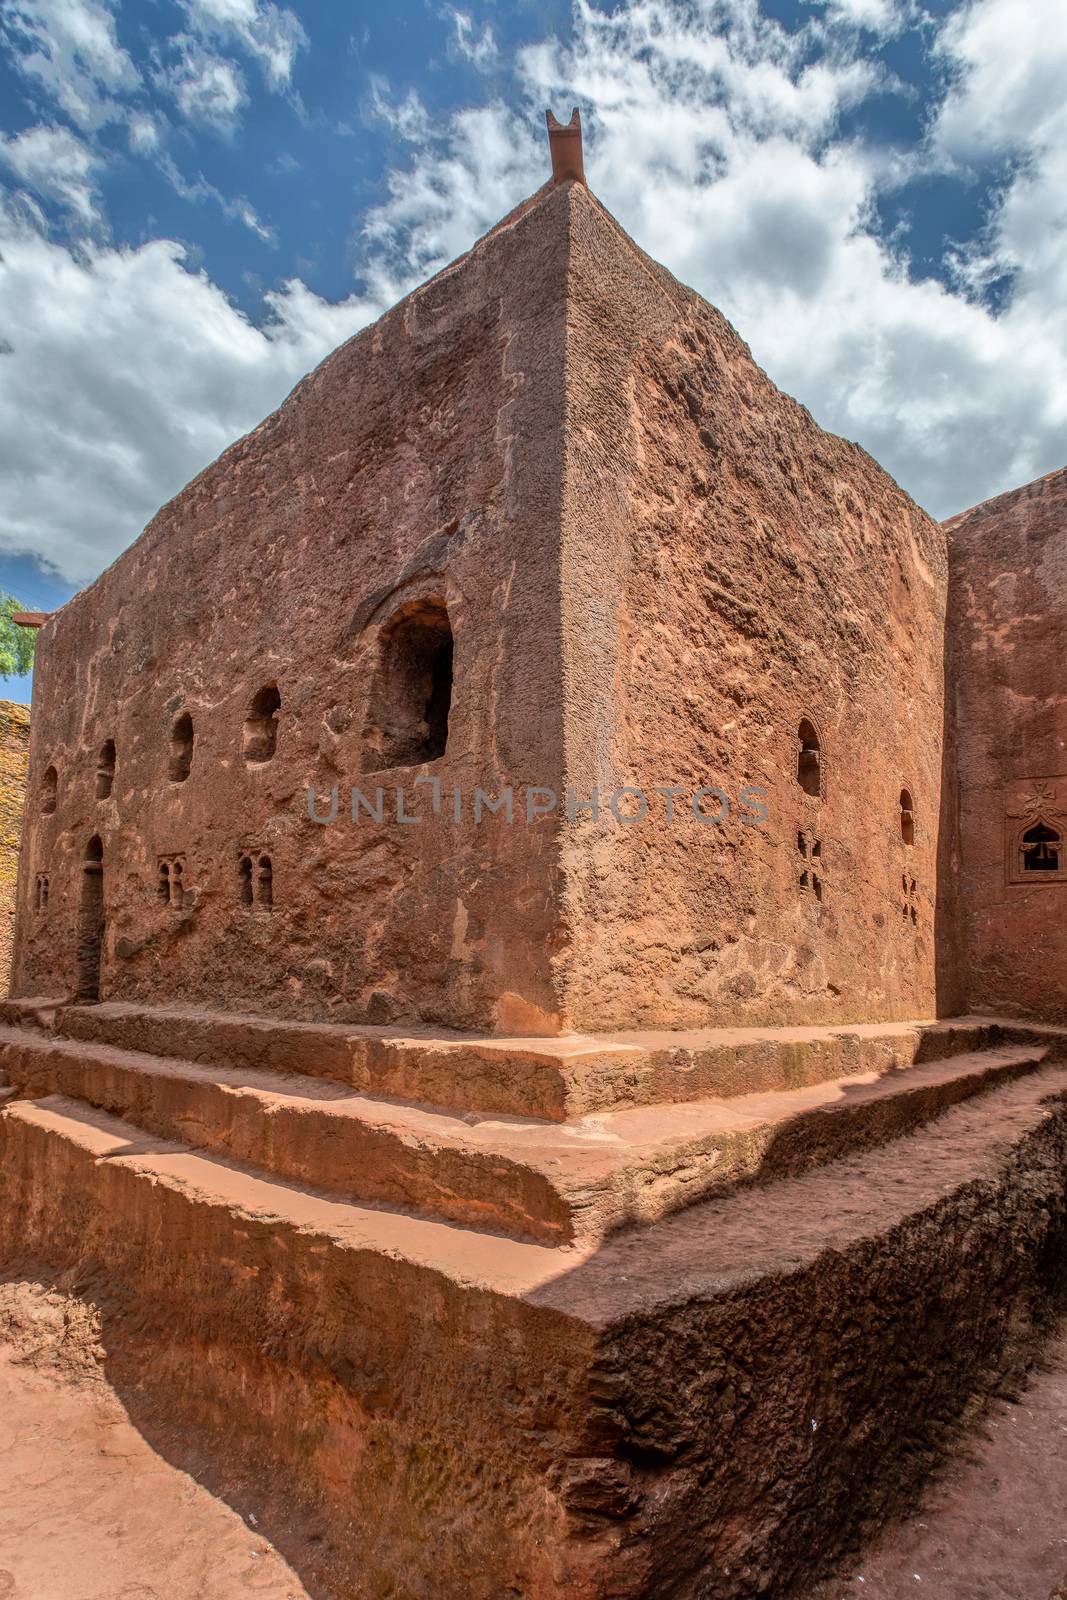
[0,701,30,990]
[11,178,948,1032]
[555,191,948,1029]
[946,466,1067,1022]
[13,183,572,1031]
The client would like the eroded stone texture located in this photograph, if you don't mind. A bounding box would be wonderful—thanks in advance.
[12,183,573,1031]
[946,465,1067,1022]
[556,188,948,1029]
[0,701,30,990]
[9,180,953,1035]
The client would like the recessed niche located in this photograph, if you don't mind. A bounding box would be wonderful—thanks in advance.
[900,788,915,846]
[244,685,281,764]
[797,720,822,798]
[169,713,194,783]
[96,739,116,800]
[363,599,453,771]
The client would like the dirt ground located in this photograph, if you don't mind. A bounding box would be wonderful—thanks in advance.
[813,1328,1067,1600]
[0,1279,311,1600]
[2,1274,1066,1600]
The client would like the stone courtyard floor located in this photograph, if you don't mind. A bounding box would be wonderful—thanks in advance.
[1,1274,1065,1600]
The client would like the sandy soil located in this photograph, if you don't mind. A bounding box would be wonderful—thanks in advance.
[814,1328,1067,1600]
[0,1280,311,1600]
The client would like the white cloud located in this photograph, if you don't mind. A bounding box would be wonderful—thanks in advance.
[368,78,432,145]
[361,0,1066,517]
[180,0,307,90]
[0,122,102,224]
[1,0,139,129]
[126,110,159,155]
[448,9,499,69]
[2,0,1067,598]
[933,0,1067,161]
[0,199,380,583]
[160,36,247,131]
[816,0,912,38]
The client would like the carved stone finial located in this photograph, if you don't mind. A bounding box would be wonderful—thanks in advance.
[545,107,585,185]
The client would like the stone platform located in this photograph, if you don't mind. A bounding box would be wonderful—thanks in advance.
[2,1004,1067,1598]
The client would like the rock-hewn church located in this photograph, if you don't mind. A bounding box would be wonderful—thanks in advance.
[1,111,1065,1599]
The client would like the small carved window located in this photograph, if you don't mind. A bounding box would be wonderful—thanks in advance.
[256,854,273,909]
[238,854,254,907]
[169,712,194,783]
[900,788,915,846]
[244,685,280,764]
[797,720,822,798]
[157,854,186,909]
[1021,822,1062,874]
[798,829,824,899]
[96,739,116,799]
[34,872,49,911]
[363,599,453,771]
[41,765,58,815]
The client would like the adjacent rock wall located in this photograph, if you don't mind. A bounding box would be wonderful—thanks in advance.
[556,185,950,1030]
[946,466,1067,1021]
[0,701,30,991]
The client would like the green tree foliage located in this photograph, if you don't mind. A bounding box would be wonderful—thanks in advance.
[0,593,37,678]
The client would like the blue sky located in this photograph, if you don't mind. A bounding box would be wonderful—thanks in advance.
[0,0,1065,703]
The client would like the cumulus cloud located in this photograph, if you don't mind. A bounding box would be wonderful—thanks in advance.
[0,121,102,224]
[0,200,380,582]
[180,0,307,90]
[1,0,139,129]
[159,36,248,131]
[1,0,1066,592]
[361,0,1065,517]
[933,0,1067,160]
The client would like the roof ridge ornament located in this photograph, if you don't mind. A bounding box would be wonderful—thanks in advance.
[545,107,585,185]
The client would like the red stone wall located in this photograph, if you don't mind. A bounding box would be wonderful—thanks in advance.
[946,466,1067,1022]
[12,182,575,1031]
[10,176,963,1035]
[0,701,30,992]
[555,186,951,1030]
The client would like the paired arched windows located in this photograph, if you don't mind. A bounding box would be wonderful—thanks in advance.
[238,852,273,909]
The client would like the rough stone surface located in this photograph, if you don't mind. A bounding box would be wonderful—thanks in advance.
[4,151,1067,1600]
[0,702,29,991]
[13,182,571,1033]
[812,1318,1067,1599]
[2,1065,1067,1598]
[11,180,948,1035]
[557,195,948,1030]
[946,465,1067,1023]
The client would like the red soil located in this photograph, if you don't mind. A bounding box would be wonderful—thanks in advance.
[0,1280,310,1600]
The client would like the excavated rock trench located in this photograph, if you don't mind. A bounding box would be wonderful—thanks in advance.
[2,1273,1066,1600]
